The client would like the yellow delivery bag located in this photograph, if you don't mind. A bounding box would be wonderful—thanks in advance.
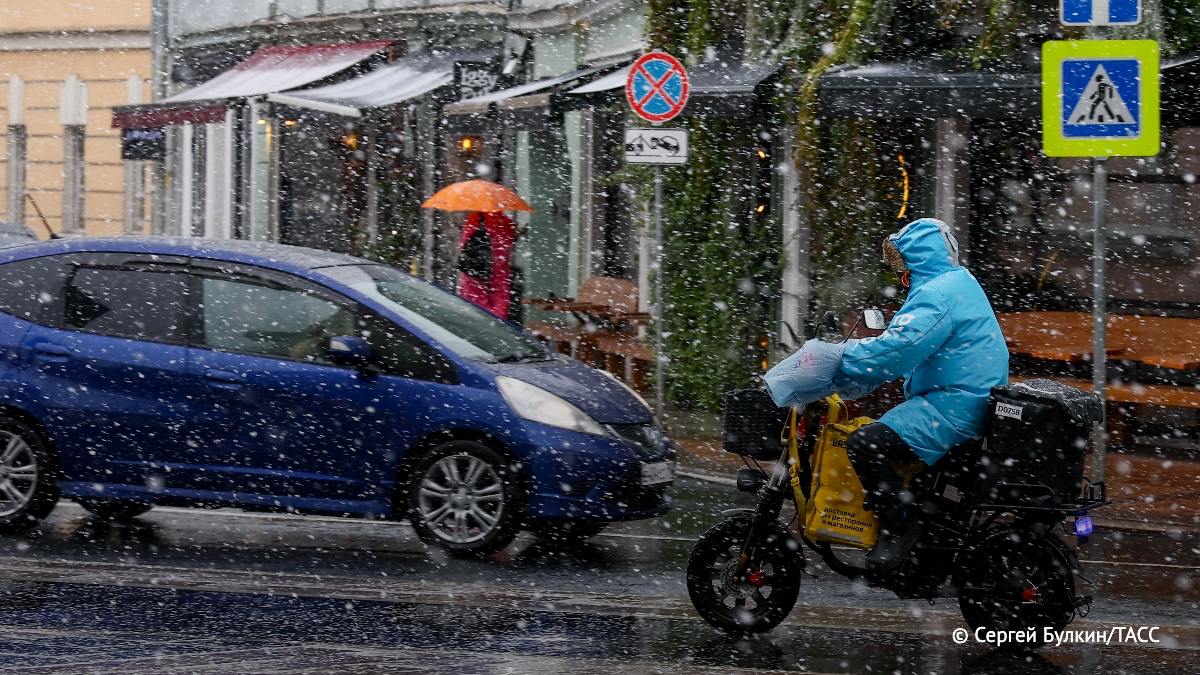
[801,397,879,549]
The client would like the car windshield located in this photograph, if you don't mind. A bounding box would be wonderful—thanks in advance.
[320,264,548,363]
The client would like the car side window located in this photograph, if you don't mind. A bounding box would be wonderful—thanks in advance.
[360,313,457,383]
[197,276,355,364]
[0,257,62,323]
[63,267,187,343]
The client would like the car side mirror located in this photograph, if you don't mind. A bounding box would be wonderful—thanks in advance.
[863,308,887,331]
[326,335,373,368]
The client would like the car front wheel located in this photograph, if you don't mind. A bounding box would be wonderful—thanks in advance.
[0,416,59,534]
[406,440,520,557]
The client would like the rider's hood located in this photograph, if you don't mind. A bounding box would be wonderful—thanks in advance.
[887,218,961,287]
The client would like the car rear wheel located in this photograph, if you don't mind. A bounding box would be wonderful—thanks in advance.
[407,441,521,557]
[0,416,59,534]
[76,498,153,522]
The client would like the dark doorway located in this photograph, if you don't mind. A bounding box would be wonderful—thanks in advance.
[279,114,367,254]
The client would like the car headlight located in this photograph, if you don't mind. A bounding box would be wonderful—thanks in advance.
[496,376,609,437]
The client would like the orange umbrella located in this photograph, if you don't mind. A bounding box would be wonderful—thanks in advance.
[420,179,533,213]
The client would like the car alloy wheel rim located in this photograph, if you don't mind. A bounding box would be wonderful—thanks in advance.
[418,453,504,544]
[0,432,37,518]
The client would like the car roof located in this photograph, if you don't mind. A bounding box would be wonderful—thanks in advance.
[0,236,370,273]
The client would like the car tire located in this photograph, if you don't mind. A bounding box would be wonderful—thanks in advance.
[406,440,521,557]
[529,520,607,546]
[0,415,59,534]
[76,498,153,522]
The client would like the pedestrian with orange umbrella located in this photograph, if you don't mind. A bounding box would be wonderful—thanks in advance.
[421,180,533,321]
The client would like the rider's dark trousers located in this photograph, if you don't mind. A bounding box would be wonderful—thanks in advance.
[846,422,923,515]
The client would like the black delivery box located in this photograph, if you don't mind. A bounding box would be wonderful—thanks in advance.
[981,379,1103,505]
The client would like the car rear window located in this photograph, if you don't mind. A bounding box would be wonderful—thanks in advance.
[0,256,60,322]
[63,267,188,343]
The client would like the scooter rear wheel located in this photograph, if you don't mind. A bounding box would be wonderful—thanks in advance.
[686,514,802,636]
[955,527,1077,647]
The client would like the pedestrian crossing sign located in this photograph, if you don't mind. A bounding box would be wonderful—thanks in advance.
[1043,40,1159,157]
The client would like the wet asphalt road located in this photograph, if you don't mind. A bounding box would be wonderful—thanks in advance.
[0,477,1192,673]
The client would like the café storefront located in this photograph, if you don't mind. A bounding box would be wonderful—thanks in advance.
[112,41,511,262]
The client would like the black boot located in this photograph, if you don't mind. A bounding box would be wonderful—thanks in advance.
[866,505,921,572]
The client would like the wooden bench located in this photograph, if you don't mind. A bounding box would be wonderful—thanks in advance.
[999,311,1127,362]
[591,332,654,393]
[1000,311,1200,447]
[527,276,638,357]
[527,321,585,358]
[1012,375,1200,409]
[999,312,1200,377]
[1110,314,1200,373]
[526,276,653,393]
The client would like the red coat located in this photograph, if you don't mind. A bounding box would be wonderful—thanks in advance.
[457,211,516,320]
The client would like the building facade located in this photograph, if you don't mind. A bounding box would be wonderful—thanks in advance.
[122,0,652,306]
[0,0,152,236]
[110,0,1200,421]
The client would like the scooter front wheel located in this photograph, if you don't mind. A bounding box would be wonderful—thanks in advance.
[686,514,803,636]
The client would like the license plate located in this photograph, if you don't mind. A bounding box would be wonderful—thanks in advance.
[640,461,675,486]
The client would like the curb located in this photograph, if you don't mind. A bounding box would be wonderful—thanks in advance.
[676,468,736,486]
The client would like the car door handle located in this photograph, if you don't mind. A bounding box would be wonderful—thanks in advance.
[204,369,245,390]
[32,343,71,361]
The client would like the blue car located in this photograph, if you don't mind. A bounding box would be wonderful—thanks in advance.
[0,237,673,555]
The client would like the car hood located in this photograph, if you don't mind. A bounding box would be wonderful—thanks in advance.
[488,356,653,425]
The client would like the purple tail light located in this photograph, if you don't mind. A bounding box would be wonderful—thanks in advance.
[1073,516,1094,537]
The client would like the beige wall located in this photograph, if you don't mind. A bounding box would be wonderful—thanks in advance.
[0,0,150,33]
[0,0,150,236]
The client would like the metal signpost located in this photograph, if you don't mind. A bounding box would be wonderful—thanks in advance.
[1042,23,1158,482]
[626,51,689,419]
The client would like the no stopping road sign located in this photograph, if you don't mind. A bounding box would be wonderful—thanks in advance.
[626,52,689,123]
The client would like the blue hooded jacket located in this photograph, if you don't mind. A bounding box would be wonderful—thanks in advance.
[835,218,1009,465]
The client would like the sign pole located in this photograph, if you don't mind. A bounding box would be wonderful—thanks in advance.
[1044,35,1157,486]
[653,165,664,419]
[1090,155,1108,482]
